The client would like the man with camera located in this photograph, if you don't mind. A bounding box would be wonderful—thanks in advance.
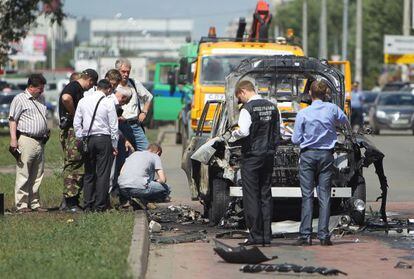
[58,69,98,212]
[73,79,119,212]
[8,74,49,213]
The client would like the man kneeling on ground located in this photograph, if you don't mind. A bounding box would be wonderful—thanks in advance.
[118,143,171,205]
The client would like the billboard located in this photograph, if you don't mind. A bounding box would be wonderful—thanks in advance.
[9,35,47,62]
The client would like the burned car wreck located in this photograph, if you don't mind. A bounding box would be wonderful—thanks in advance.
[182,56,389,225]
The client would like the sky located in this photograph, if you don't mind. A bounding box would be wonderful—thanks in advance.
[63,0,261,38]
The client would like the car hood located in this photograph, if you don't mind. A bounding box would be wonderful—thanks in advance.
[376,105,414,115]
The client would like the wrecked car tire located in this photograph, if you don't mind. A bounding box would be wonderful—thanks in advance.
[350,174,366,225]
[209,178,231,225]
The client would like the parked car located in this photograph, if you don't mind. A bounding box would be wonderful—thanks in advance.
[381,81,409,92]
[361,91,379,123]
[369,92,414,135]
[399,83,414,94]
[0,90,19,127]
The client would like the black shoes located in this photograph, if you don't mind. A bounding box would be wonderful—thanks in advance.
[295,238,312,246]
[320,239,333,246]
[238,239,271,247]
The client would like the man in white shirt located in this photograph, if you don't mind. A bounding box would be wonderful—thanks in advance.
[115,58,153,151]
[74,79,119,212]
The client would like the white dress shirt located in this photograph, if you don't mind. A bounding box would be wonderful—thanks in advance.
[119,79,153,120]
[74,91,119,148]
[231,94,262,140]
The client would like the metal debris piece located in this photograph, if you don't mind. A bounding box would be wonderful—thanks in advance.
[151,230,208,245]
[394,261,412,269]
[240,264,348,276]
[218,199,245,229]
[215,230,250,239]
[149,205,204,225]
[149,220,162,233]
[213,239,277,264]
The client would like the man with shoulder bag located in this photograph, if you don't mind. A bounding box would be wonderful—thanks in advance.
[74,79,119,212]
[8,74,49,213]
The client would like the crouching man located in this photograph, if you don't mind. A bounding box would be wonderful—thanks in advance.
[118,143,171,205]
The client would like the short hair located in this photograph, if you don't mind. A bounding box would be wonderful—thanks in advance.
[105,69,122,82]
[96,79,112,91]
[147,143,162,154]
[235,80,255,95]
[310,80,329,100]
[116,86,132,100]
[115,58,131,69]
[80,69,98,84]
[69,72,80,82]
[27,74,47,87]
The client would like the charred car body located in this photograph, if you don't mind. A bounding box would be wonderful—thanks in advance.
[182,56,389,226]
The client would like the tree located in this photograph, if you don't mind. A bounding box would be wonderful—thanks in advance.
[274,0,405,89]
[0,0,65,64]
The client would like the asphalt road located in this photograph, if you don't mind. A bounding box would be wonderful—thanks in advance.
[146,129,414,279]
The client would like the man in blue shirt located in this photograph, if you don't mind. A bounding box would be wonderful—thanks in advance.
[292,80,350,246]
[351,81,363,128]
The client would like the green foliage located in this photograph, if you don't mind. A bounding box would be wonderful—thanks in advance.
[275,0,405,89]
[0,211,134,278]
[0,0,65,64]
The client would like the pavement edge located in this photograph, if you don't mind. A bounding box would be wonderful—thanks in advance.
[127,211,149,279]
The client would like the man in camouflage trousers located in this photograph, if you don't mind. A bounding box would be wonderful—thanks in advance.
[58,69,98,211]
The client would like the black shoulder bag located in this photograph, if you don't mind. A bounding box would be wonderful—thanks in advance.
[128,78,146,133]
[31,99,51,145]
[81,96,105,154]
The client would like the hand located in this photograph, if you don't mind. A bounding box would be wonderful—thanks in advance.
[138,112,147,122]
[118,116,126,122]
[125,140,135,153]
[10,138,18,150]
[112,148,118,156]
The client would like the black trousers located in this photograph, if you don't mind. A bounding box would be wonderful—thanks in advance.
[83,135,113,211]
[241,153,274,243]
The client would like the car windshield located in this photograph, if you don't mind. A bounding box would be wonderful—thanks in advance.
[0,94,17,105]
[378,94,414,106]
[362,92,378,104]
[201,55,257,85]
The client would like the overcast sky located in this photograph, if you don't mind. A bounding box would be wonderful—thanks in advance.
[63,0,260,38]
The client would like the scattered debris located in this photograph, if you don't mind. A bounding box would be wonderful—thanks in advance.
[218,199,245,229]
[149,205,207,225]
[380,258,388,261]
[149,220,162,233]
[215,230,250,239]
[151,230,208,245]
[213,239,277,264]
[239,263,348,276]
[394,261,412,269]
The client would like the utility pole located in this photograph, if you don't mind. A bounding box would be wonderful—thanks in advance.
[355,0,362,88]
[50,22,56,70]
[302,0,308,56]
[403,0,410,35]
[319,0,327,59]
[342,0,348,60]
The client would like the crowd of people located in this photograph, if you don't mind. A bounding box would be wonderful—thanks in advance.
[8,58,171,213]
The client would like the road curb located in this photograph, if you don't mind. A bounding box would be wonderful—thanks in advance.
[127,211,149,279]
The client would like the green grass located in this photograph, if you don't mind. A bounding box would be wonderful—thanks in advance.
[0,212,135,279]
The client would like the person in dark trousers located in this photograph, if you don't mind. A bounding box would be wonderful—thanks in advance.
[73,79,118,212]
[292,80,351,246]
[229,80,280,246]
[59,69,98,212]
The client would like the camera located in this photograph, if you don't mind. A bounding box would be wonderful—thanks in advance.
[59,115,72,129]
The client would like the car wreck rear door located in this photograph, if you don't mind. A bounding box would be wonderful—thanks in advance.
[181,100,224,199]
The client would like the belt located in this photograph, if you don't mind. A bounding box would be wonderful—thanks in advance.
[18,132,44,141]
[301,147,334,154]
[87,134,110,138]
[126,119,139,125]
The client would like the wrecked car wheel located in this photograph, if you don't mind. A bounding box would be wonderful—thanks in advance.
[209,178,231,225]
[350,174,366,225]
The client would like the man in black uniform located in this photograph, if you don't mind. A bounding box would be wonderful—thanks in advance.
[59,69,98,211]
[230,80,280,246]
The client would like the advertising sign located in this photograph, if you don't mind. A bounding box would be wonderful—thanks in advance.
[9,35,47,62]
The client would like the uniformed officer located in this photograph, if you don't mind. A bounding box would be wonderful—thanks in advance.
[292,80,351,246]
[230,80,280,246]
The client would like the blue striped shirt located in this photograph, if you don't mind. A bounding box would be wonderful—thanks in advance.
[292,100,349,149]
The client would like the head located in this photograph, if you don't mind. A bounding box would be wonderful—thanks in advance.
[27,74,47,98]
[79,69,98,90]
[96,79,112,96]
[115,86,132,105]
[235,80,257,104]
[115,58,132,83]
[69,72,80,82]
[352,81,360,91]
[310,80,329,101]
[147,143,162,156]
[105,69,122,92]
